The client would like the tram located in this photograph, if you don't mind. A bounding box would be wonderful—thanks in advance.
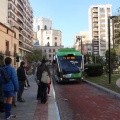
[53,48,84,82]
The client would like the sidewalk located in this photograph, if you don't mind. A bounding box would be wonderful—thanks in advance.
[0,75,60,120]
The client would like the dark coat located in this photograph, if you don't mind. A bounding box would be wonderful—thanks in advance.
[36,63,50,83]
[17,66,26,81]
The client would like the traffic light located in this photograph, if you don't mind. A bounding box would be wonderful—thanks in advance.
[16,56,19,62]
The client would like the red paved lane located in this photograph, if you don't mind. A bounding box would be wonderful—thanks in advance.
[33,101,48,120]
[54,81,120,120]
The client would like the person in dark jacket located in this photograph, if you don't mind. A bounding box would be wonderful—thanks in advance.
[2,57,19,119]
[36,59,50,103]
[17,61,26,102]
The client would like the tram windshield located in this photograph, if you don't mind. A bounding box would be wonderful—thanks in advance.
[58,56,82,74]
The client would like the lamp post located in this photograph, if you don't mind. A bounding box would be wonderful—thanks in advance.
[108,16,117,84]
[76,36,82,53]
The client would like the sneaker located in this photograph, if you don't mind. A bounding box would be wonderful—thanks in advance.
[28,85,31,87]
[12,103,17,107]
[6,115,16,119]
[24,87,28,90]
[18,98,25,102]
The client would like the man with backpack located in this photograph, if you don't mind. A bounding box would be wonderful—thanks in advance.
[1,57,19,119]
[36,59,50,104]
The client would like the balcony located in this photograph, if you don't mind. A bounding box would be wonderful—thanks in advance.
[93,15,98,18]
[6,50,10,56]
[18,16,24,22]
[93,9,98,12]
[18,0,24,10]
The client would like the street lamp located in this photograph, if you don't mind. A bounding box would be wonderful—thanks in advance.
[108,16,117,84]
[76,36,82,53]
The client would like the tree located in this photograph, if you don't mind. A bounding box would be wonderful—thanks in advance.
[105,48,118,72]
[25,50,43,63]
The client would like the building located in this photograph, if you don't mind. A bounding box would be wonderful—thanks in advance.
[33,17,62,46]
[89,4,112,56]
[33,18,52,32]
[37,29,62,46]
[0,22,19,68]
[74,31,92,55]
[0,0,33,60]
[33,17,63,62]
[34,46,64,63]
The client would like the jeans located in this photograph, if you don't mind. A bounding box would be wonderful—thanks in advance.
[17,81,25,101]
[40,83,47,103]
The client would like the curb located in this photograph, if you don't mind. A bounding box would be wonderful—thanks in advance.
[51,81,61,120]
[84,80,120,100]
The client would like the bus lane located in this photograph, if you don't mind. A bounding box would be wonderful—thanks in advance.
[53,80,120,120]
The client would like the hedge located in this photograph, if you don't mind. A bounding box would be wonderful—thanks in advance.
[84,64,103,77]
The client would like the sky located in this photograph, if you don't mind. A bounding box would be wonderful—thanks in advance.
[29,0,120,47]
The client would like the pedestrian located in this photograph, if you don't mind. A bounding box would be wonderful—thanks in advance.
[0,64,4,112]
[32,65,36,75]
[36,59,50,103]
[24,66,30,89]
[17,61,26,102]
[36,62,41,100]
[2,57,19,119]
[0,81,4,112]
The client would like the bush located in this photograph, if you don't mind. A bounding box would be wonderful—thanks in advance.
[85,64,103,77]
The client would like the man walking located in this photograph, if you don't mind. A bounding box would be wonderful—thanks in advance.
[2,57,19,119]
[17,61,26,102]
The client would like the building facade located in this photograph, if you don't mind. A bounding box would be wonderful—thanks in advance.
[33,18,52,32]
[33,17,62,47]
[37,29,62,46]
[0,0,34,61]
[74,31,92,55]
[34,46,64,63]
[89,4,112,56]
[0,22,19,68]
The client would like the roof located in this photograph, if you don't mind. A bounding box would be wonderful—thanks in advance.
[56,48,82,56]
[34,41,40,46]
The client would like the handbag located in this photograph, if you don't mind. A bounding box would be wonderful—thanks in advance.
[41,71,50,84]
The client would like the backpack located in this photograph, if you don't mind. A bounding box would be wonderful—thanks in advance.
[0,67,10,84]
[41,71,50,84]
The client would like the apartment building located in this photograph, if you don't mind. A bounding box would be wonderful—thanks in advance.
[89,4,112,56]
[74,31,92,55]
[0,22,19,68]
[0,0,33,60]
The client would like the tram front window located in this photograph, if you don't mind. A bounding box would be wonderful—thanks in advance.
[59,56,82,74]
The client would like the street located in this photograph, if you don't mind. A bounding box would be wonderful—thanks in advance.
[51,68,120,120]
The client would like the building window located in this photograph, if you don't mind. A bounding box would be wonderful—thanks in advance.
[55,37,57,40]
[38,25,40,30]
[53,49,55,52]
[14,44,16,53]
[47,37,50,40]
[47,42,50,46]
[44,25,47,30]
[44,50,46,52]
[49,54,51,57]
[6,41,9,51]
[55,42,57,46]
[49,49,51,52]
[14,32,16,38]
